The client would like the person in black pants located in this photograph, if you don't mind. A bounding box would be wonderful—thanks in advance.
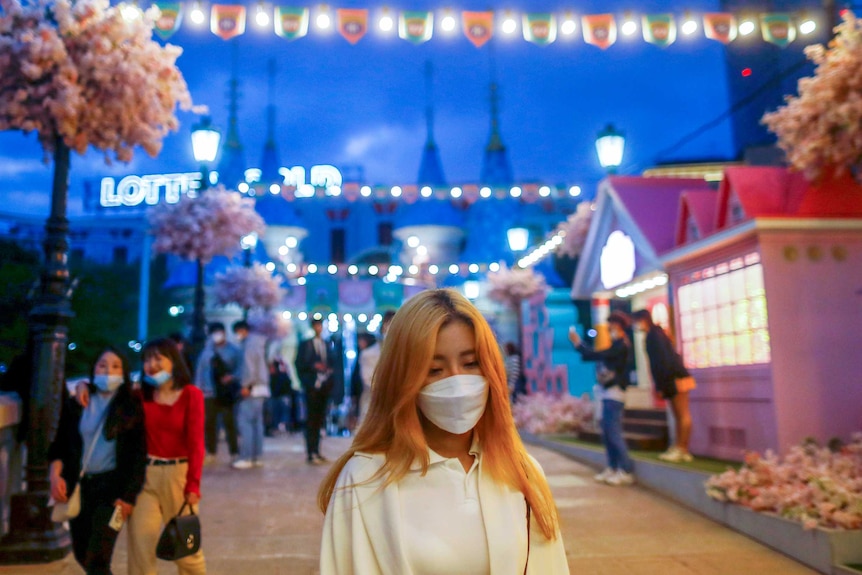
[296,318,335,464]
[49,347,147,575]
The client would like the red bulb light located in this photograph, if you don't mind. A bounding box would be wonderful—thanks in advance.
[742,68,752,77]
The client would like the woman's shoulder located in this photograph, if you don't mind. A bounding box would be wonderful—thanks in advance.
[338,452,386,485]
[182,384,204,402]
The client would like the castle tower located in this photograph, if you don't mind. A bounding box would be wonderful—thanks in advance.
[479,46,513,186]
[217,42,246,190]
[417,61,446,187]
[259,59,280,186]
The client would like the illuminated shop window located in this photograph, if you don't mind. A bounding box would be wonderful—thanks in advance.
[678,252,770,368]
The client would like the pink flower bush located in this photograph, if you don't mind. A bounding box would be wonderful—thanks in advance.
[247,309,291,339]
[762,13,862,181]
[0,0,194,161]
[512,392,594,435]
[487,263,548,309]
[555,201,594,259]
[705,433,862,530]
[148,186,265,263]
[213,263,285,309]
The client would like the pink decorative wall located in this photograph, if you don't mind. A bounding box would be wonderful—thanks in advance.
[521,292,569,394]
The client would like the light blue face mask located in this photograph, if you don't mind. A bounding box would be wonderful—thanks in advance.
[93,374,123,392]
[144,370,172,387]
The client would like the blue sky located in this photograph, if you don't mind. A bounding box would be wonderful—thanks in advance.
[0,0,825,216]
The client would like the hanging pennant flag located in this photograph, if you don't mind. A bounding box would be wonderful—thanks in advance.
[153,2,182,40]
[337,8,368,44]
[642,14,676,47]
[582,14,616,50]
[275,7,308,41]
[399,11,433,44]
[703,13,737,44]
[211,5,246,41]
[463,11,494,48]
[522,13,556,46]
[761,14,796,47]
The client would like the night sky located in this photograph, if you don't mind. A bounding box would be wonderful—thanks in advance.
[0,0,825,216]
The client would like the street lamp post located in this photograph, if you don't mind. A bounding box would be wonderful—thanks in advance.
[190,117,221,360]
[506,226,530,358]
[595,123,625,174]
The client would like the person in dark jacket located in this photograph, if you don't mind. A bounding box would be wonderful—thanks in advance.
[633,309,695,463]
[296,318,336,464]
[569,311,635,486]
[49,346,147,575]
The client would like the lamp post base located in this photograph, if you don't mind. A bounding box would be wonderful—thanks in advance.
[0,492,71,564]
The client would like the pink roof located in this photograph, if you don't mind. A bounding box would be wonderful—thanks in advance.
[608,176,713,255]
[675,190,718,246]
[716,167,809,229]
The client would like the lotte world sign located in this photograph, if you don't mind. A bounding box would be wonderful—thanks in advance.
[99,165,343,208]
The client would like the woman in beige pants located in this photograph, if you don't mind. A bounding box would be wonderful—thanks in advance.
[129,338,206,574]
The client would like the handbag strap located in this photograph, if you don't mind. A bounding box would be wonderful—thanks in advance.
[176,501,196,517]
[79,403,110,478]
[523,500,531,575]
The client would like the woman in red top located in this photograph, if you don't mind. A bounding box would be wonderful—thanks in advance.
[128,338,206,575]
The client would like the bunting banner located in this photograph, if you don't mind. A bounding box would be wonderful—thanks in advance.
[522,13,556,46]
[337,8,368,44]
[761,14,796,47]
[582,14,616,50]
[462,11,494,48]
[399,11,433,44]
[210,4,246,40]
[275,7,309,40]
[642,14,676,47]
[703,13,737,44]
[153,3,182,40]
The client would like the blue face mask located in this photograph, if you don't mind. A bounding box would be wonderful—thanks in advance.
[93,374,123,392]
[144,370,172,387]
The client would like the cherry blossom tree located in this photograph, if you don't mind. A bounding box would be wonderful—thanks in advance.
[0,0,194,556]
[762,13,862,181]
[555,201,594,259]
[487,263,549,309]
[148,186,266,349]
[213,263,286,311]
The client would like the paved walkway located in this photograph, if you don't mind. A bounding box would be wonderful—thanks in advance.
[2,432,814,574]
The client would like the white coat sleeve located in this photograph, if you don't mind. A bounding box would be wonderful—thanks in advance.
[320,458,383,575]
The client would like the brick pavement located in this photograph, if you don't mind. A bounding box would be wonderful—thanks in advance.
[1,432,814,575]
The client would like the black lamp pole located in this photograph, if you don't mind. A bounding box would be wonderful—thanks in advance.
[190,164,209,362]
[0,138,74,562]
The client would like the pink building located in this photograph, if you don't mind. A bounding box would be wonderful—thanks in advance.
[662,167,862,459]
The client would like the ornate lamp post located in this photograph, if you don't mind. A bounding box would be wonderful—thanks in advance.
[595,123,625,174]
[507,227,530,256]
[189,117,221,358]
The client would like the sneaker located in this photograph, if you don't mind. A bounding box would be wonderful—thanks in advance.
[659,447,694,463]
[605,470,635,486]
[593,468,614,482]
[203,454,216,466]
[231,459,253,470]
[252,460,264,468]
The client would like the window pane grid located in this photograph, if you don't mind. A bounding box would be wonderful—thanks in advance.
[678,259,770,368]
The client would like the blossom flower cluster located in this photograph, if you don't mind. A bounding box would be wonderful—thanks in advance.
[512,392,594,435]
[486,263,548,309]
[0,0,194,161]
[247,308,291,339]
[213,263,285,309]
[705,433,862,530]
[555,201,594,259]
[762,13,862,181]
[148,186,265,263]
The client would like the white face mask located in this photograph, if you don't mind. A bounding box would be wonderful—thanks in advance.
[93,374,123,393]
[417,374,489,435]
[212,332,225,344]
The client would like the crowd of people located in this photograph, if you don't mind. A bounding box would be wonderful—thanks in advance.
[26,286,698,574]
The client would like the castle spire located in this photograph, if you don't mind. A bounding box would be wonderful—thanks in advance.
[260,58,280,185]
[480,42,513,186]
[217,41,246,190]
[417,60,446,186]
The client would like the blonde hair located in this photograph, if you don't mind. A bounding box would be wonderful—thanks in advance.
[317,289,560,540]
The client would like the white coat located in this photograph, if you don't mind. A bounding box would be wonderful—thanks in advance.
[320,450,570,575]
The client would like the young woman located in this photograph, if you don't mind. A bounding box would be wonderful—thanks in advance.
[319,289,569,574]
[128,338,206,575]
[49,347,147,575]
[569,311,635,487]
[632,309,695,463]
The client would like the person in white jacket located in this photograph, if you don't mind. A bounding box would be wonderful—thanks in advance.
[318,289,569,574]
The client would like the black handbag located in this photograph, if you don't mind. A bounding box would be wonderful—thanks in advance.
[156,502,201,561]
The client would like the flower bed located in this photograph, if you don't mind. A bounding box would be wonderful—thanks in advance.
[705,434,862,530]
[512,392,593,435]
